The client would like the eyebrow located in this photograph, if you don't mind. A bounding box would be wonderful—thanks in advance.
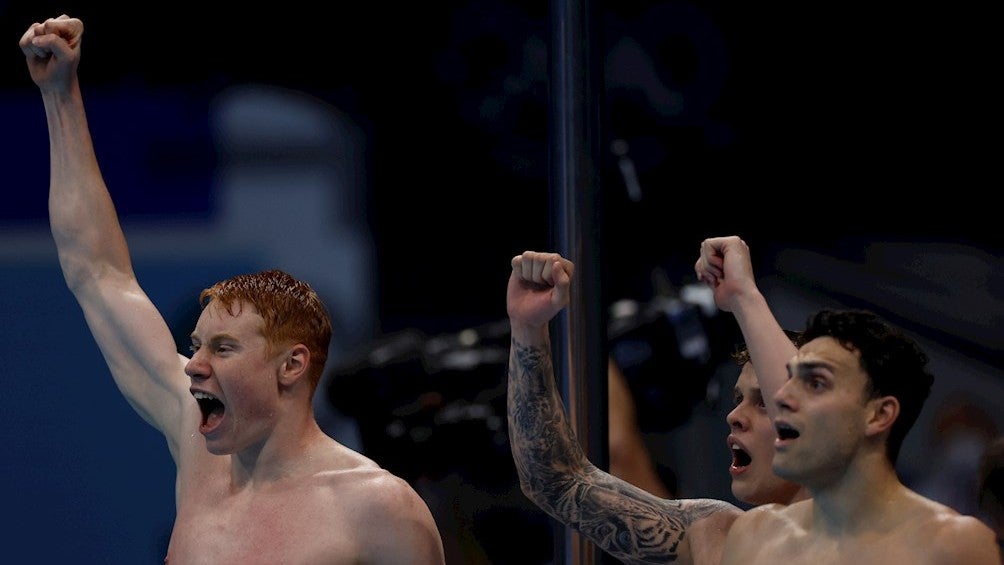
[734,385,763,398]
[788,359,830,376]
[189,333,239,345]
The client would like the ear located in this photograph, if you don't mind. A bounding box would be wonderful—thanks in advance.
[278,343,310,387]
[864,395,899,438]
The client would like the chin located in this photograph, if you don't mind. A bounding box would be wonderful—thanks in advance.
[204,444,228,456]
[736,489,769,506]
[202,437,235,456]
[730,481,756,505]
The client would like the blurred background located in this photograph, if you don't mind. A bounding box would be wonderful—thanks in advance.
[1,1,1001,563]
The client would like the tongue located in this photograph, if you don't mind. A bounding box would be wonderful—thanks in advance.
[201,407,225,434]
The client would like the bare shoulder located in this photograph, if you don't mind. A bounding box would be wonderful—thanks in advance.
[312,446,433,520]
[675,497,744,532]
[312,450,445,564]
[913,498,1001,565]
[679,498,745,565]
[733,501,792,532]
[334,464,431,515]
[721,501,801,565]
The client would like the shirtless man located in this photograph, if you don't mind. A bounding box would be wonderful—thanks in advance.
[720,309,1001,565]
[20,15,445,564]
[506,250,806,564]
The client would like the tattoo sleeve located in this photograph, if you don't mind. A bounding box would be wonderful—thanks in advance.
[507,338,737,564]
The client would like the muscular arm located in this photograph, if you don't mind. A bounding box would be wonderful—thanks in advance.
[507,251,741,564]
[23,16,192,456]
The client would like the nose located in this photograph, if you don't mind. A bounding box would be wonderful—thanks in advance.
[185,349,209,381]
[774,379,795,413]
[726,404,746,430]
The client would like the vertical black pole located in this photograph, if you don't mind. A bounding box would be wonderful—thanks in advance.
[549,0,606,563]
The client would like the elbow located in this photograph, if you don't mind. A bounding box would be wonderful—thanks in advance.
[512,461,543,504]
[512,461,580,518]
[58,252,97,295]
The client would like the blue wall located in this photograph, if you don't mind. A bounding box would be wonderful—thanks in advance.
[1,263,177,561]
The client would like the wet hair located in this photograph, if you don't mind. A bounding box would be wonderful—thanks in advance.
[199,269,333,389]
[800,309,933,464]
[731,329,803,367]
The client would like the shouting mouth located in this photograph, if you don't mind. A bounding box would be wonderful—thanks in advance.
[193,390,225,434]
[728,437,752,474]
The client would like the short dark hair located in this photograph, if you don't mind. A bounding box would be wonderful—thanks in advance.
[800,309,934,464]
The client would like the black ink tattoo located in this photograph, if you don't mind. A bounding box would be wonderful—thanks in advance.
[508,338,737,564]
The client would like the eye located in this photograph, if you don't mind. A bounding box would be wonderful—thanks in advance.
[800,373,828,391]
[189,344,200,354]
[732,393,743,407]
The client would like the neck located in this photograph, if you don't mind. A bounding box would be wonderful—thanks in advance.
[230,413,328,486]
[807,456,904,534]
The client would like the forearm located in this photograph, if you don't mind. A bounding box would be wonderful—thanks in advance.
[43,79,133,292]
[507,326,593,513]
[728,290,796,420]
[40,78,184,435]
[508,325,745,563]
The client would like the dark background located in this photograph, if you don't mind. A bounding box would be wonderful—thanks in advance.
[1,2,1000,563]
[4,2,1000,328]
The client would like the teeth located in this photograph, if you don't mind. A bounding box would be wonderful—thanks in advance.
[193,391,217,401]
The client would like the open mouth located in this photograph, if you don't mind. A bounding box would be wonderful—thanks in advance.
[193,391,225,431]
[731,444,752,469]
[775,422,800,441]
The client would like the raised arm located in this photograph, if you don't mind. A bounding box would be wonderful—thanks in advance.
[694,236,796,421]
[21,16,192,455]
[507,251,741,565]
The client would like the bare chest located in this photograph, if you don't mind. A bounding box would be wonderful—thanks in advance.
[165,484,361,564]
[754,530,935,565]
